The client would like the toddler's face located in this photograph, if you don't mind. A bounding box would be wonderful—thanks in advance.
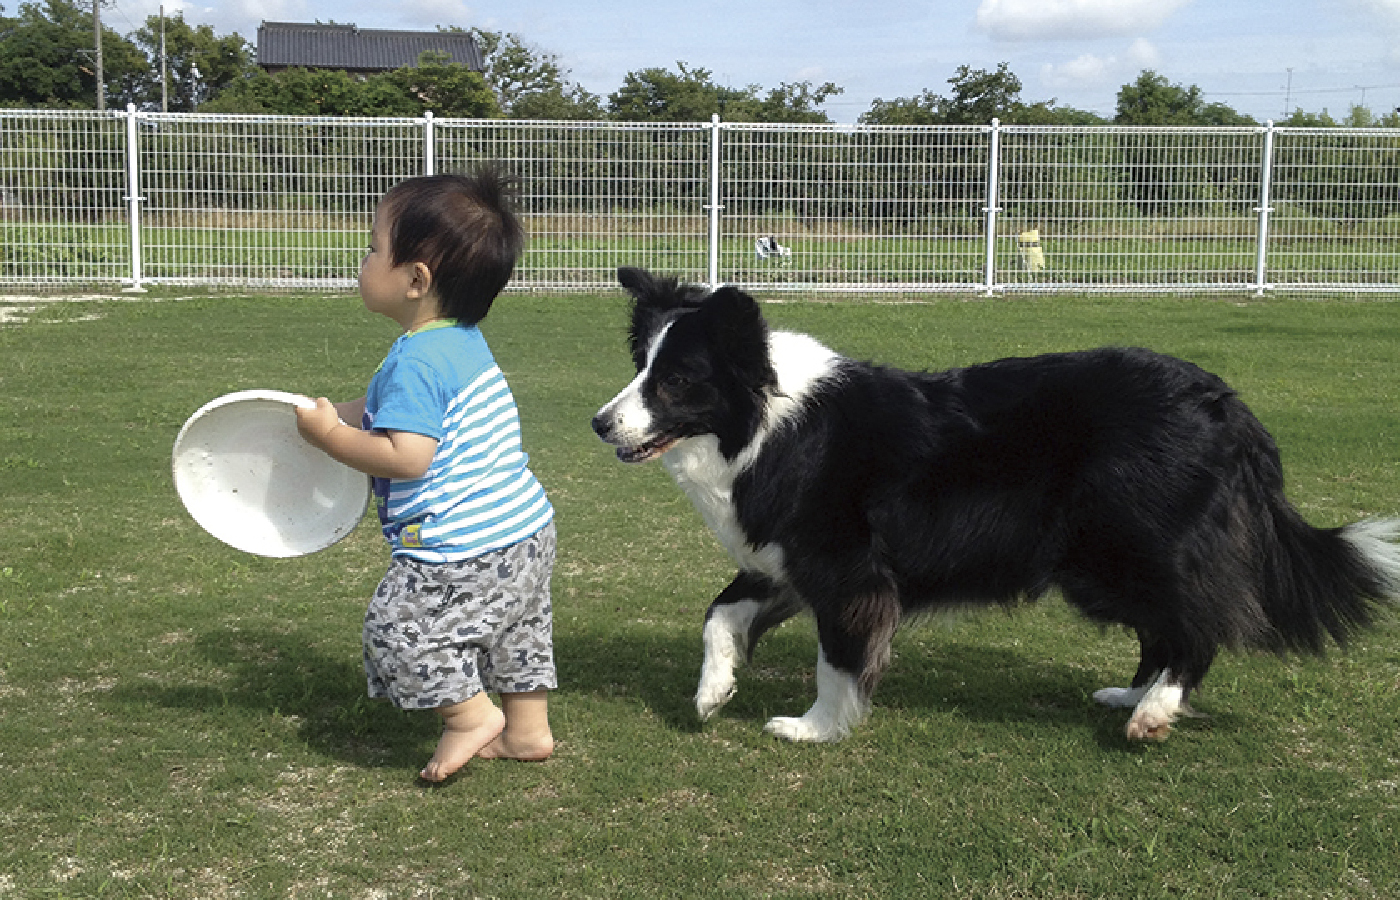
[359,207,416,323]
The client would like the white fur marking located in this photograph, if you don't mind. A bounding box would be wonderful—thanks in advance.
[1125,669,1184,741]
[695,600,759,720]
[1342,518,1400,597]
[763,649,868,742]
[1092,685,1147,709]
[662,330,839,578]
[595,322,677,450]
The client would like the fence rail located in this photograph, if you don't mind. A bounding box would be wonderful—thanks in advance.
[3,106,1398,295]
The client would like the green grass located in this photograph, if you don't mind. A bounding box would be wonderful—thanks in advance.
[6,222,1400,288]
[2,289,1400,898]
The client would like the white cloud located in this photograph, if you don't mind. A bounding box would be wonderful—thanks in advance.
[976,0,1194,41]
[1124,37,1160,68]
[1040,39,1160,91]
[1351,0,1400,25]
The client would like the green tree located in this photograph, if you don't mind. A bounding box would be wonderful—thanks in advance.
[470,28,603,119]
[1113,71,1256,218]
[861,63,1099,126]
[388,52,500,118]
[608,62,837,123]
[860,89,943,125]
[129,11,254,111]
[753,80,843,123]
[1114,70,1255,126]
[0,0,147,108]
[940,62,1023,124]
[201,55,498,117]
[609,62,744,121]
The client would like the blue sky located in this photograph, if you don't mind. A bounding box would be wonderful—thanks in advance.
[109,0,1400,122]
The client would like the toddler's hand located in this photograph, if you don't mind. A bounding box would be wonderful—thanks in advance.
[294,397,341,449]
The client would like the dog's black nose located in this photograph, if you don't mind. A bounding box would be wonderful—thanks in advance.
[590,414,609,438]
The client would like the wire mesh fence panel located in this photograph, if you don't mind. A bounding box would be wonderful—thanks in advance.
[0,110,129,286]
[1268,128,1400,291]
[2,109,1399,295]
[997,127,1264,292]
[436,120,713,290]
[137,114,425,288]
[720,124,989,292]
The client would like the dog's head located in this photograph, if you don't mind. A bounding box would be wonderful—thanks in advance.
[592,267,777,462]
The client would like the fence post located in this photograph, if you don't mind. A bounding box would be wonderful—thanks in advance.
[982,118,1002,296]
[424,111,436,176]
[706,114,723,287]
[121,103,146,293]
[1252,120,1276,297]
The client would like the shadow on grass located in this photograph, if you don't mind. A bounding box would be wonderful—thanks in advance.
[121,621,1241,764]
[118,627,438,770]
[555,621,1240,750]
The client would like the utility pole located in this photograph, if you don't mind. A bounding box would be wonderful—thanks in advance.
[93,0,104,110]
[160,4,168,112]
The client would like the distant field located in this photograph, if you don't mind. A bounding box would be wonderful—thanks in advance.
[1,289,1399,898]
[3,216,1399,290]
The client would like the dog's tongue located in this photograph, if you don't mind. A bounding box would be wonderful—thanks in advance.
[616,438,675,463]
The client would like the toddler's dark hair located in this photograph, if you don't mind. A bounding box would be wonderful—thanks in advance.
[379,167,525,325]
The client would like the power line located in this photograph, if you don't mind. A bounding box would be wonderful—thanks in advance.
[1206,82,1400,98]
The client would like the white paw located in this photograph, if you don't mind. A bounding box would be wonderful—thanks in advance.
[1093,686,1144,709]
[1122,670,1183,742]
[763,716,832,742]
[761,713,845,744]
[695,678,737,721]
[1125,710,1174,742]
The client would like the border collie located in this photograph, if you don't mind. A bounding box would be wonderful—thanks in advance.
[592,267,1400,743]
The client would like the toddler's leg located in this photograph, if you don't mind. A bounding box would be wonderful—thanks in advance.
[479,689,553,761]
[420,692,505,783]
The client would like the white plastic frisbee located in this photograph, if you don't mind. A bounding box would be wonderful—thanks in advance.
[172,389,371,557]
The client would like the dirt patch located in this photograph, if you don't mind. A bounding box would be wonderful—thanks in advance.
[0,294,151,326]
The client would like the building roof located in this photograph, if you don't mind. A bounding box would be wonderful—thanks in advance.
[257,22,483,72]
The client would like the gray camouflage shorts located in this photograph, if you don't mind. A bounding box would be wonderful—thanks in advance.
[363,522,557,710]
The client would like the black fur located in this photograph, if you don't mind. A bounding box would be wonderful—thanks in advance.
[595,267,1398,740]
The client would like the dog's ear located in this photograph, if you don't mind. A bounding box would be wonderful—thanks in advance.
[620,268,679,370]
[617,267,708,311]
[703,287,775,391]
[617,266,659,300]
[619,268,714,371]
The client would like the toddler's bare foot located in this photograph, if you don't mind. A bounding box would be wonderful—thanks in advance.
[478,728,554,761]
[420,703,505,783]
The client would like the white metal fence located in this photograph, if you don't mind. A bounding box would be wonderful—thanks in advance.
[3,106,1398,294]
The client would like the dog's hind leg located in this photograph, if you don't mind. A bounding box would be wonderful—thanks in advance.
[1096,633,1214,741]
[696,571,800,721]
[1092,633,1170,709]
[764,589,900,742]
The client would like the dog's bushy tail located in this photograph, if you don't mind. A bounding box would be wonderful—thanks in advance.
[1259,511,1400,654]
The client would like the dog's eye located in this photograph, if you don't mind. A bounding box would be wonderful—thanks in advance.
[660,373,692,394]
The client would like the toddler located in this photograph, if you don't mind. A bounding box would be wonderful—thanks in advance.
[296,169,556,782]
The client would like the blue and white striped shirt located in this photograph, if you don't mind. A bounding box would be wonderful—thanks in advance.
[364,320,553,562]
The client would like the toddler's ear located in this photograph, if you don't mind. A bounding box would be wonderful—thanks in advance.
[408,261,434,298]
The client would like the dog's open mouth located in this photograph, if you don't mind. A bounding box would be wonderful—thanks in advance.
[615,435,680,463]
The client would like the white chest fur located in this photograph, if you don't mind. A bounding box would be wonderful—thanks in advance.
[662,437,786,581]
[658,329,841,584]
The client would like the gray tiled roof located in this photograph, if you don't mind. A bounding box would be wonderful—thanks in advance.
[257,22,483,71]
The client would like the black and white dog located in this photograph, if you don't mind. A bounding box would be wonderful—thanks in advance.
[592,267,1400,743]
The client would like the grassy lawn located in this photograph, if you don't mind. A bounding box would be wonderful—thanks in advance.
[2,288,1399,899]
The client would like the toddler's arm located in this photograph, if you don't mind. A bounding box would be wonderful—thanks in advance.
[295,397,437,480]
[334,397,366,426]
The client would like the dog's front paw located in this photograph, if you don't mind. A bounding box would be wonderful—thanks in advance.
[1092,686,1142,709]
[695,679,737,721]
[1125,709,1174,742]
[763,715,845,742]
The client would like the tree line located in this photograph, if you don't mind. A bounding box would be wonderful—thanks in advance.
[2,0,1397,127]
